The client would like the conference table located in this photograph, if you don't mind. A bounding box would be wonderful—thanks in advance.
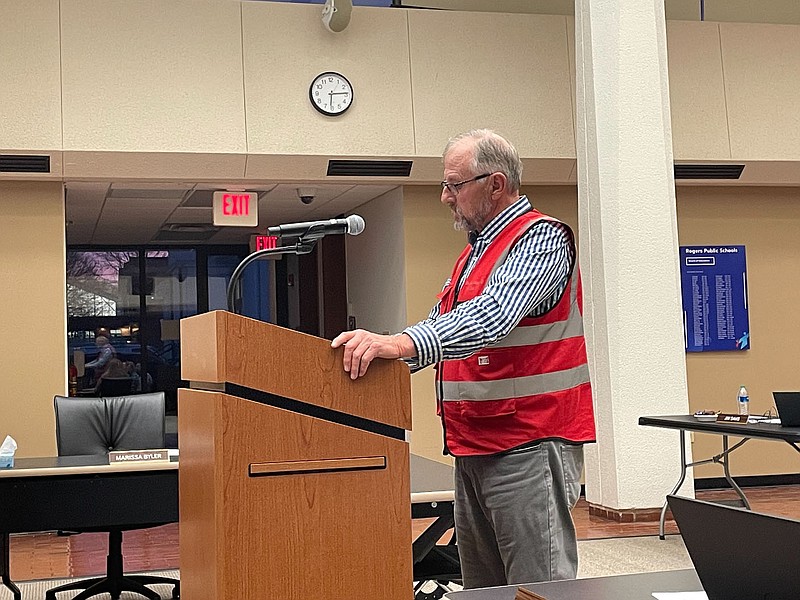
[0,453,455,600]
[444,569,703,600]
[638,414,800,538]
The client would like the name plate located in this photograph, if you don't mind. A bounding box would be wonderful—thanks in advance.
[108,449,170,463]
[716,413,748,424]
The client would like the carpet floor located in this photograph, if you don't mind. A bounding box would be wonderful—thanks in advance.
[0,570,179,600]
[0,536,692,599]
[577,534,692,578]
[423,533,693,596]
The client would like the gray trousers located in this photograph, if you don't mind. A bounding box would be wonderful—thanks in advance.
[454,440,584,589]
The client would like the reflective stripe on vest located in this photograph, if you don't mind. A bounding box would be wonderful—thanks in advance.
[441,362,591,402]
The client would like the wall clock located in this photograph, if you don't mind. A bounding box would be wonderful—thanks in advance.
[309,72,353,116]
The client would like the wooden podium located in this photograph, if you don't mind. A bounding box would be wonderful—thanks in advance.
[178,311,413,600]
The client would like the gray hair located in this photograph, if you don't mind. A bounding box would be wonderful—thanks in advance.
[443,129,523,192]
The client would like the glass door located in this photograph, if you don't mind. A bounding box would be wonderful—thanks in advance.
[141,249,197,415]
[66,249,198,417]
[66,250,141,393]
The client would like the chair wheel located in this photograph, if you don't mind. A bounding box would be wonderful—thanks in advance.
[414,582,447,600]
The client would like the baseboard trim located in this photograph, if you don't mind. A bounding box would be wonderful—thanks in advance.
[583,474,800,522]
[579,473,800,500]
[695,473,800,489]
[587,504,663,523]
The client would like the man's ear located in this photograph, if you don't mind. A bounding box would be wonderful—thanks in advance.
[490,172,508,198]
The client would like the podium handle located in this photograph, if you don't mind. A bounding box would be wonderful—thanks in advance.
[226,242,316,314]
[249,456,386,477]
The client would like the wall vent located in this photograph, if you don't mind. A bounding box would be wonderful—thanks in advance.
[674,164,744,180]
[0,154,50,173]
[327,160,413,177]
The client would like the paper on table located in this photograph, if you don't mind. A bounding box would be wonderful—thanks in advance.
[652,592,708,600]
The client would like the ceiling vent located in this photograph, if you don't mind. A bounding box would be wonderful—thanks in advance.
[181,190,215,207]
[674,164,744,180]
[0,154,50,173]
[153,224,219,242]
[108,187,188,199]
[327,160,413,177]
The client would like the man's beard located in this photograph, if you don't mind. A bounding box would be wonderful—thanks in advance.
[451,194,494,232]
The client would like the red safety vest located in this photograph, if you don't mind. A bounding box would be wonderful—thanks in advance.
[436,210,596,456]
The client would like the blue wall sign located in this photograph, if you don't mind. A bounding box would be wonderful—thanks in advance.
[680,245,750,352]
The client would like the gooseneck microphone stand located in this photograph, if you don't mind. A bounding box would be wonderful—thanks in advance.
[226,240,316,314]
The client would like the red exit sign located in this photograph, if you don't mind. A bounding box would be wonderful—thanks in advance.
[250,235,279,252]
[213,191,258,227]
[249,235,282,258]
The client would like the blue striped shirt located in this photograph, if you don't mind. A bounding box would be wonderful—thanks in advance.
[403,196,574,369]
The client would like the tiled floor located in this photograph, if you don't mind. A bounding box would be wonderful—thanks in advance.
[7,484,800,582]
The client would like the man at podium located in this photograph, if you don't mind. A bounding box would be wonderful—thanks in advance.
[332,129,596,589]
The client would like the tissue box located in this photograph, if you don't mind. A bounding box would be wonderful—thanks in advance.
[0,454,13,469]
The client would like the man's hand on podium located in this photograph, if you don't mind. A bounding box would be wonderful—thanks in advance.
[331,330,416,380]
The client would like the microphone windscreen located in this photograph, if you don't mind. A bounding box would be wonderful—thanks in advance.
[346,214,365,235]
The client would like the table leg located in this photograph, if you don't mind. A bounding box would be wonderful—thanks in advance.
[659,429,689,540]
[412,511,456,564]
[721,435,751,510]
[0,533,21,600]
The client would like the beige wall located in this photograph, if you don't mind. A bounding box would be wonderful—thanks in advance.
[8,1,800,185]
[549,185,800,479]
[408,11,575,160]
[61,0,246,154]
[703,0,800,25]
[402,185,464,461]
[720,23,800,160]
[345,188,408,335]
[243,3,414,158]
[0,182,66,457]
[404,0,800,24]
[666,21,730,160]
[0,0,61,153]
[678,186,800,477]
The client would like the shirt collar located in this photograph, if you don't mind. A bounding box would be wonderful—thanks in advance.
[470,196,532,246]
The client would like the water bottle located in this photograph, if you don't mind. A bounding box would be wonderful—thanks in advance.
[737,385,749,416]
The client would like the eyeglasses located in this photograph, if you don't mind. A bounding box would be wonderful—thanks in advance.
[441,173,492,195]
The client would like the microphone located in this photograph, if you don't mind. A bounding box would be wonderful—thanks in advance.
[267,214,365,239]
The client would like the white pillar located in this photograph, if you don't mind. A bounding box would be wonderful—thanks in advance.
[575,0,693,511]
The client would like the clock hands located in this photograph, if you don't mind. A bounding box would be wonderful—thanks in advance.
[329,90,349,110]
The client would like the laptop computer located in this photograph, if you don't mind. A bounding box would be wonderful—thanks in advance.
[667,494,800,600]
[772,391,800,426]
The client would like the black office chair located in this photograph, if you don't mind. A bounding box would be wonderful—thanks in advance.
[413,528,460,600]
[49,393,179,600]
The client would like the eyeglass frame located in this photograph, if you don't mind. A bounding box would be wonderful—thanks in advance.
[440,172,493,195]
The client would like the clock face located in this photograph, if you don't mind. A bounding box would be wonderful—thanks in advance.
[309,72,353,116]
